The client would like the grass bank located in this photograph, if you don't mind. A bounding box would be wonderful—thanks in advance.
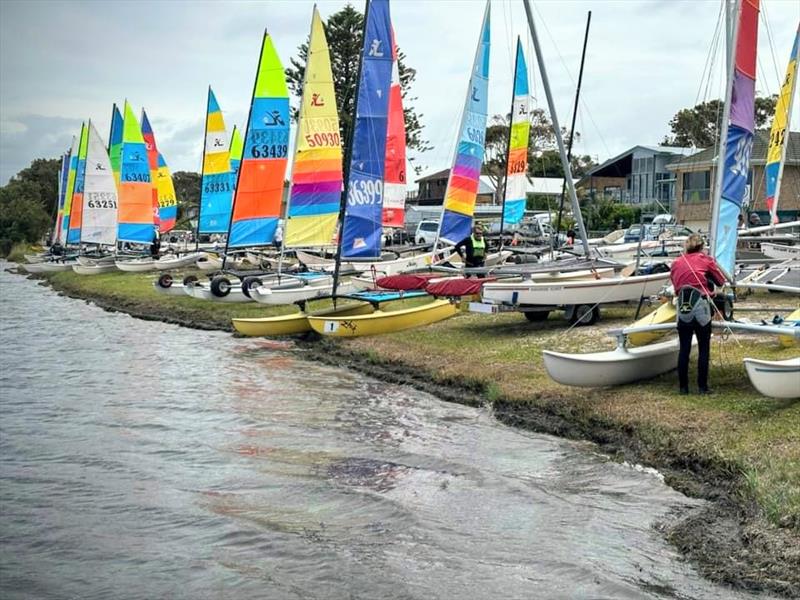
[15,264,800,596]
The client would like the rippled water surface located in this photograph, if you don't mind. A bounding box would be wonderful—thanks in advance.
[0,266,768,599]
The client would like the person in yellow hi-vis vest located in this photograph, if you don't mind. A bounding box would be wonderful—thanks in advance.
[455,223,486,269]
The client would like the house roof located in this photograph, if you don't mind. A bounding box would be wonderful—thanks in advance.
[666,130,800,170]
[415,168,450,182]
[577,144,693,184]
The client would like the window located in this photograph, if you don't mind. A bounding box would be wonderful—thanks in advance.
[682,171,711,203]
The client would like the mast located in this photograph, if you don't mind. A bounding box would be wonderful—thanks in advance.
[498,37,522,249]
[709,0,741,259]
[332,0,372,298]
[195,86,212,252]
[222,32,268,270]
[553,11,591,252]
[522,0,590,255]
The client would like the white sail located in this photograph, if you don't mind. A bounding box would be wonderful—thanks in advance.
[81,122,118,246]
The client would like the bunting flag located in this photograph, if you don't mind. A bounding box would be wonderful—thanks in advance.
[713,0,759,276]
[227,32,290,248]
[503,39,530,226]
[198,87,232,234]
[61,127,82,241]
[765,24,798,224]
[108,104,124,184]
[54,148,71,243]
[66,123,89,244]
[381,26,407,229]
[81,121,118,246]
[284,6,343,248]
[118,101,155,243]
[341,0,394,258]
[156,152,177,232]
[439,2,491,244]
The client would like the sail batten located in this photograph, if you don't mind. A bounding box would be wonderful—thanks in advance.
[341,0,394,259]
[439,2,491,244]
[284,7,344,248]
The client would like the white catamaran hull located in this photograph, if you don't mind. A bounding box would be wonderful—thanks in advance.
[116,258,157,272]
[36,262,76,273]
[250,279,364,305]
[481,272,670,306]
[184,283,252,303]
[761,243,799,261]
[154,252,206,270]
[72,263,118,275]
[543,339,680,387]
[743,357,800,399]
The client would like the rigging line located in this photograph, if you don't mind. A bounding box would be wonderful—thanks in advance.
[696,1,725,106]
[759,1,784,93]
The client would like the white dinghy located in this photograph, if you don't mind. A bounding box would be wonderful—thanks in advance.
[743,357,800,399]
[154,252,207,270]
[761,242,799,261]
[543,338,680,387]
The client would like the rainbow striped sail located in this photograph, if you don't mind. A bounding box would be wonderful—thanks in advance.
[81,121,118,246]
[140,110,165,232]
[439,2,491,244]
[503,39,530,226]
[227,32,289,248]
[198,87,232,234]
[765,25,798,224]
[66,123,89,244]
[156,152,177,231]
[341,0,394,258]
[229,125,243,188]
[118,101,155,243]
[54,148,71,243]
[108,104,123,184]
[713,0,759,276]
[61,127,82,241]
[284,6,343,248]
[382,27,407,229]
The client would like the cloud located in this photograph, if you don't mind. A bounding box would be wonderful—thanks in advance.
[0,114,81,182]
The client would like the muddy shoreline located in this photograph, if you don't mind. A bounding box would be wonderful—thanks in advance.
[23,269,800,597]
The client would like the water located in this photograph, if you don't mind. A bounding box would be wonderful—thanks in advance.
[0,266,768,599]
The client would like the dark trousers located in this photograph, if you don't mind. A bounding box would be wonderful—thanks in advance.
[677,319,712,391]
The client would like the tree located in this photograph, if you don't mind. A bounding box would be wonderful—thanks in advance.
[171,171,201,221]
[663,95,777,147]
[0,178,52,255]
[12,158,61,215]
[285,4,431,173]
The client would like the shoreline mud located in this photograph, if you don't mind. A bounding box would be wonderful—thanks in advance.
[15,266,800,597]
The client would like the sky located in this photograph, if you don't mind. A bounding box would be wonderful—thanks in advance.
[0,0,798,186]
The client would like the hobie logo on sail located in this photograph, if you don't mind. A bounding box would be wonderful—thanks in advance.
[311,93,325,107]
[368,39,384,57]
[731,135,752,178]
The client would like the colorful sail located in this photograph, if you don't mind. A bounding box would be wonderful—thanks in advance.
[439,2,491,244]
[81,121,118,246]
[156,152,177,232]
[118,101,155,243]
[381,27,406,229]
[61,127,82,241]
[229,125,243,188]
[765,24,799,224]
[713,0,759,276]
[341,0,394,258]
[198,87,232,234]
[503,39,530,226]
[54,148,71,243]
[227,32,290,248]
[140,110,163,232]
[109,104,123,184]
[284,7,343,248]
[66,124,89,244]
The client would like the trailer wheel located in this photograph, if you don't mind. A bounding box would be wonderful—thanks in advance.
[567,304,599,326]
[524,310,550,322]
[241,277,263,299]
[182,275,198,286]
[157,274,173,288]
[211,276,232,297]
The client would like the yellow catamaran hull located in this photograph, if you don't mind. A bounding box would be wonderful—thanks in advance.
[307,299,458,338]
[628,302,677,346]
[232,303,374,337]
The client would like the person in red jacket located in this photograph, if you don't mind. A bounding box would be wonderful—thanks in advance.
[670,234,727,394]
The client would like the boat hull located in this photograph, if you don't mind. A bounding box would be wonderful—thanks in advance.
[232,303,375,337]
[154,252,206,270]
[72,263,118,275]
[543,339,680,387]
[116,258,157,272]
[250,279,362,305]
[627,302,677,346]
[36,262,76,273]
[184,283,252,303]
[744,357,800,399]
[308,298,458,337]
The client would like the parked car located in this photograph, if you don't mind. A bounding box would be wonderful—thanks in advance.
[415,220,440,244]
[623,224,644,243]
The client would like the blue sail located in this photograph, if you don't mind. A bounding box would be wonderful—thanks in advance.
[341,0,394,259]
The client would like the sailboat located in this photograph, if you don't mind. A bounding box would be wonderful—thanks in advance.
[543,0,799,390]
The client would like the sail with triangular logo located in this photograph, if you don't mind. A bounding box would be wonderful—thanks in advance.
[81,121,118,246]
[503,38,530,226]
[198,87,232,234]
[341,0,394,258]
[109,104,123,184]
[118,101,155,243]
[765,24,798,224]
[66,123,89,244]
[284,7,344,248]
[381,26,407,229]
[226,32,290,248]
[438,2,491,244]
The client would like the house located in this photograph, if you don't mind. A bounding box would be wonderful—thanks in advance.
[666,130,800,230]
[576,145,692,210]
